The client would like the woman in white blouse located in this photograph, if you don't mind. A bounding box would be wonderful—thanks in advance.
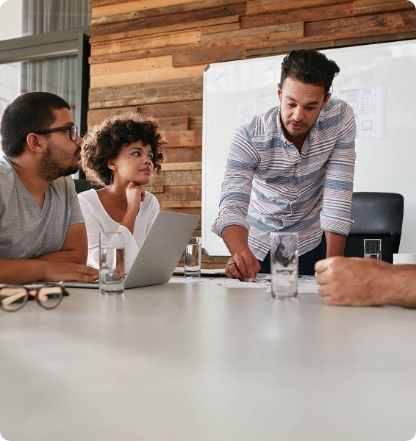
[79,112,165,272]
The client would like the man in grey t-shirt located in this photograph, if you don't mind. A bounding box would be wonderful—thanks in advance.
[0,92,98,284]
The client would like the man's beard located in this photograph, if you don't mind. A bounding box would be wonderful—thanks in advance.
[38,143,80,181]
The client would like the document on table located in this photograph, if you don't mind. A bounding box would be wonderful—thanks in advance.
[218,279,271,288]
[217,276,319,293]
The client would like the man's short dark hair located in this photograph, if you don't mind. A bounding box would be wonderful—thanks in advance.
[1,91,70,158]
[280,49,340,96]
[81,112,165,186]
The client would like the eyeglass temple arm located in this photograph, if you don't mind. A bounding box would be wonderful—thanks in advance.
[1,290,28,307]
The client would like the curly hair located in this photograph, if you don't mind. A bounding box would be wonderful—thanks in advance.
[81,112,165,186]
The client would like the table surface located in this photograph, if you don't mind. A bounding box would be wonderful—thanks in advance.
[1,277,416,441]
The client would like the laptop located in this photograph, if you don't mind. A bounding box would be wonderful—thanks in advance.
[66,211,199,289]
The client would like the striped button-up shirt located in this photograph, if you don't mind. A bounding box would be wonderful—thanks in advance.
[211,97,356,260]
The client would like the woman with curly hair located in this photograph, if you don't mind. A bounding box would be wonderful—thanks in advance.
[79,112,165,271]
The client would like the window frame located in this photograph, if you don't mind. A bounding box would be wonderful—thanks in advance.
[0,26,91,137]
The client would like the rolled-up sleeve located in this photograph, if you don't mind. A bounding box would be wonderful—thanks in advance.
[320,104,356,235]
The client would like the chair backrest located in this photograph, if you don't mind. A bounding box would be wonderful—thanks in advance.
[73,179,93,194]
[344,192,404,263]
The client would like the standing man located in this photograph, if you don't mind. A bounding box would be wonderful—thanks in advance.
[212,49,356,281]
[0,91,98,284]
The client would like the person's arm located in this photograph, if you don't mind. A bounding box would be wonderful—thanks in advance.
[34,223,88,264]
[211,125,260,281]
[315,256,416,308]
[320,103,356,250]
[222,225,260,282]
[0,258,98,285]
[121,182,146,234]
[324,231,346,258]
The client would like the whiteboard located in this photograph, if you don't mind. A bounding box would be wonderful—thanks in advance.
[202,39,416,256]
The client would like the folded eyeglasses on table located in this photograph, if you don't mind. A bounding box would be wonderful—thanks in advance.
[0,283,69,312]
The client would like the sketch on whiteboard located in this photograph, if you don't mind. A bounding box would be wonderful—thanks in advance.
[236,94,277,127]
[332,86,387,139]
[236,86,387,140]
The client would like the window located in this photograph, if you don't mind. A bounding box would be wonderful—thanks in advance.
[0,0,91,142]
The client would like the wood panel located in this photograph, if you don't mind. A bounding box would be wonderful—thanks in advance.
[305,10,416,39]
[173,44,245,67]
[92,0,244,25]
[354,0,415,16]
[89,77,203,108]
[164,130,202,148]
[90,15,239,45]
[87,101,202,125]
[89,0,416,265]
[164,147,202,163]
[91,62,206,88]
[92,3,247,37]
[92,0,197,19]
[240,3,353,29]
[246,0,350,15]
[91,29,201,57]
[161,162,202,171]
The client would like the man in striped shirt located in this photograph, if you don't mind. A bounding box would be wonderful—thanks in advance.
[212,49,356,280]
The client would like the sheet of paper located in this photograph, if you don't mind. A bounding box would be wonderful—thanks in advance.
[216,276,319,293]
[217,279,270,289]
[169,277,208,284]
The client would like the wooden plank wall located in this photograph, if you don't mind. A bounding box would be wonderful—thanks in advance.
[88,0,416,267]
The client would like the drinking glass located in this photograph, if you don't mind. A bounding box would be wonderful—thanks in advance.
[184,237,202,278]
[364,239,381,260]
[270,232,298,299]
[99,231,125,294]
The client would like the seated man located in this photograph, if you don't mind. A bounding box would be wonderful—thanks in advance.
[0,91,98,284]
[315,257,416,308]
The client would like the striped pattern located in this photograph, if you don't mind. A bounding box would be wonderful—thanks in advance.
[211,97,356,260]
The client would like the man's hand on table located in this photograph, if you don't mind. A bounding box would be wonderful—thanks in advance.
[225,249,261,282]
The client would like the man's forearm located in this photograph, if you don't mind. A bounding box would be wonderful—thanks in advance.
[325,231,346,257]
[382,267,416,308]
[221,225,251,256]
[34,249,87,264]
[0,258,48,284]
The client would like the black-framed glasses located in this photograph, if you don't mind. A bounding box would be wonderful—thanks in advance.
[34,124,78,142]
[0,284,67,312]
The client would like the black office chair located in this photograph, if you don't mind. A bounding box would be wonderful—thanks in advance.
[344,192,404,263]
[73,179,94,194]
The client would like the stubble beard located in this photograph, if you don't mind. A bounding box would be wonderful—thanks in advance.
[38,143,80,182]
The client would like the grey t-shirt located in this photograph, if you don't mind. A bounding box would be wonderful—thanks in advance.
[0,155,85,259]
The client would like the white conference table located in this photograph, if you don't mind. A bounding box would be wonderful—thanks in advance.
[0,277,416,441]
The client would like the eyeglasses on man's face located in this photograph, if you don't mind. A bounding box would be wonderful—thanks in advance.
[0,284,67,312]
[34,123,78,142]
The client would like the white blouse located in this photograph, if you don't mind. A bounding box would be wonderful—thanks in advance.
[78,189,160,272]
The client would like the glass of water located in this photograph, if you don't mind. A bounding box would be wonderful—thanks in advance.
[99,231,125,294]
[364,239,382,260]
[184,237,202,278]
[270,232,298,300]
